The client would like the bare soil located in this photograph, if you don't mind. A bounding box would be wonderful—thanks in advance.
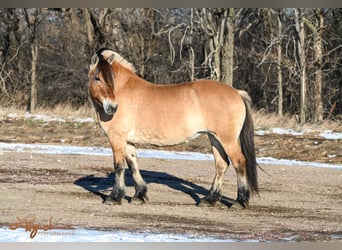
[0,116,341,241]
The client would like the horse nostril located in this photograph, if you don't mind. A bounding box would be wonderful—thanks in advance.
[103,100,118,115]
[105,103,118,115]
[112,104,118,113]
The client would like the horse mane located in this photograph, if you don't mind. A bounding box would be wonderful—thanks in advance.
[96,48,136,73]
[95,53,115,90]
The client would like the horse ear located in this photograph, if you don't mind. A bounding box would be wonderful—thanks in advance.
[107,54,115,65]
[91,54,98,65]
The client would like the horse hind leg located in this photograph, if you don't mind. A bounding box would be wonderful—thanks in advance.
[226,142,250,208]
[125,145,148,204]
[198,134,229,207]
[199,134,250,208]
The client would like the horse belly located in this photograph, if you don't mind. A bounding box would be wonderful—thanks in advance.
[127,113,205,146]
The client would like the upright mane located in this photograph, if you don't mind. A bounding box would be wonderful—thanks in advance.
[96,48,136,72]
[97,54,115,89]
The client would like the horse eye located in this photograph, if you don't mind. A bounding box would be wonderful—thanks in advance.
[95,76,100,82]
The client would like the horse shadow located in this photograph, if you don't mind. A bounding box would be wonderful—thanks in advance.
[73,169,234,207]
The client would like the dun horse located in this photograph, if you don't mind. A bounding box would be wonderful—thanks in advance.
[88,48,258,208]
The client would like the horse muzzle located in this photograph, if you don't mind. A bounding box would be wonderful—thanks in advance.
[103,99,118,115]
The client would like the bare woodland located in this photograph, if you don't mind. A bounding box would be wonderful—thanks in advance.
[0,8,341,123]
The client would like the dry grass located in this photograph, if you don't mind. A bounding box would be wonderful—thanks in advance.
[253,110,298,129]
[37,103,94,118]
[0,104,94,120]
[1,105,341,132]
[252,109,342,132]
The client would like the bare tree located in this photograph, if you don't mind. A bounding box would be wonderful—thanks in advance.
[196,8,236,86]
[304,8,325,122]
[189,8,195,81]
[23,8,45,113]
[276,9,284,116]
[294,8,307,124]
[221,8,235,86]
[0,9,22,101]
[81,8,112,55]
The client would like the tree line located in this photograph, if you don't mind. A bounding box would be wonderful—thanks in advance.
[0,8,341,123]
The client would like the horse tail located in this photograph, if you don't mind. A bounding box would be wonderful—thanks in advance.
[238,90,259,194]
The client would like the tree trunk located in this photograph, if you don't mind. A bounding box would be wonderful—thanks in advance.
[301,9,325,122]
[277,11,283,116]
[197,8,226,82]
[30,44,38,113]
[221,8,234,86]
[294,9,306,124]
[313,9,324,122]
[82,8,95,53]
[189,8,195,81]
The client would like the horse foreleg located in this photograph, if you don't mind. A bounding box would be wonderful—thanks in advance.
[125,145,148,204]
[104,147,126,205]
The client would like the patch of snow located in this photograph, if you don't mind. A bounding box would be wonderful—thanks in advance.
[0,143,111,156]
[319,130,342,140]
[74,117,95,123]
[24,113,66,123]
[0,227,234,242]
[257,157,342,170]
[7,113,19,118]
[0,142,340,170]
[255,127,342,140]
[255,127,304,136]
[1,111,94,124]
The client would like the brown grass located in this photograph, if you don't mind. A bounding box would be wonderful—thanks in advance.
[253,110,298,129]
[1,105,341,132]
[252,109,342,132]
[0,104,95,121]
[37,104,94,118]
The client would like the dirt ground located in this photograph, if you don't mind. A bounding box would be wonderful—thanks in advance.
[0,116,341,241]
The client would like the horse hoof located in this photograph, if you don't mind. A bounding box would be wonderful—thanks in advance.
[197,199,215,207]
[130,197,145,205]
[230,200,247,209]
[130,195,148,205]
[103,196,122,205]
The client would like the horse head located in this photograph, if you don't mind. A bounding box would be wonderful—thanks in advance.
[88,50,118,116]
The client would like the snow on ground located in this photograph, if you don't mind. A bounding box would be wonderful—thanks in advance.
[0,142,212,160]
[0,227,236,242]
[255,128,304,136]
[255,127,342,140]
[257,157,342,170]
[2,112,95,123]
[0,142,341,170]
[318,130,342,140]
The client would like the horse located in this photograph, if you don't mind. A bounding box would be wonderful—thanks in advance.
[88,47,258,208]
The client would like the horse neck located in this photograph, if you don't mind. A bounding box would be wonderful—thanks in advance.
[112,62,139,90]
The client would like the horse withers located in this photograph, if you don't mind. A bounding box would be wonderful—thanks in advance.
[88,47,258,208]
